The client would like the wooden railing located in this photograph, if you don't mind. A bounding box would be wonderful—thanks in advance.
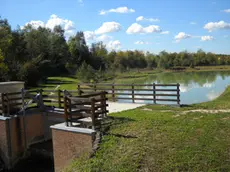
[77,83,180,105]
[0,89,108,129]
[63,91,108,129]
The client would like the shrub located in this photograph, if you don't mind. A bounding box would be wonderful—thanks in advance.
[18,62,41,87]
[76,62,95,82]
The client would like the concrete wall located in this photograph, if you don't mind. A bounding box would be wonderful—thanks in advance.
[51,123,96,172]
[0,116,11,168]
[0,109,50,169]
[0,108,67,169]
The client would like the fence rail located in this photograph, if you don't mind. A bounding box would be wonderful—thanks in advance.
[77,83,180,105]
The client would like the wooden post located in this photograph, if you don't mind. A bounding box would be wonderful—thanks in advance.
[39,89,44,109]
[6,93,10,116]
[1,93,6,116]
[58,89,61,108]
[102,92,107,118]
[77,84,81,96]
[94,83,96,92]
[68,98,72,126]
[112,83,115,102]
[153,83,156,104]
[91,98,96,130]
[63,91,69,126]
[132,83,134,103]
[177,83,180,105]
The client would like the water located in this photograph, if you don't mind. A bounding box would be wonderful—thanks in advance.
[116,71,230,105]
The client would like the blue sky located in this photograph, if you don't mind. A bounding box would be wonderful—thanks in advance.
[1,0,230,54]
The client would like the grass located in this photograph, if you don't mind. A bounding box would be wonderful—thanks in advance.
[33,76,80,91]
[64,86,230,172]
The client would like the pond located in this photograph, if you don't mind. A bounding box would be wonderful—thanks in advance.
[115,71,230,105]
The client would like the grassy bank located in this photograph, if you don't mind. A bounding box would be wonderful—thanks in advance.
[64,86,230,171]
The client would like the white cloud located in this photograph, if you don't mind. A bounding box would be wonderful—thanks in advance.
[22,20,45,29]
[203,83,214,88]
[223,9,230,13]
[78,0,84,5]
[204,21,230,32]
[95,22,122,35]
[190,22,197,25]
[84,31,96,41]
[134,41,151,45]
[126,23,161,34]
[175,32,191,42]
[201,35,214,41]
[107,40,121,50]
[21,14,76,38]
[97,34,112,42]
[45,14,75,31]
[99,7,135,15]
[136,16,160,22]
[160,31,170,34]
[207,90,220,100]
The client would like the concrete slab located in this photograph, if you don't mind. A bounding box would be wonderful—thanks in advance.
[107,101,145,113]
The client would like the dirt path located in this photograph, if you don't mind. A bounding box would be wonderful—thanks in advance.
[141,107,230,114]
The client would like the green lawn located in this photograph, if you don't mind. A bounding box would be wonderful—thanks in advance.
[33,76,80,91]
[64,86,230,172]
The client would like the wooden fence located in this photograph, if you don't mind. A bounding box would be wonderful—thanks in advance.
[77,83,180,105]
[63,91,108,129]
[0,89,109,129]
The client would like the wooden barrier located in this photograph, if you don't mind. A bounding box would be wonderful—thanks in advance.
[63,91,108,129]
[77,83,180,105]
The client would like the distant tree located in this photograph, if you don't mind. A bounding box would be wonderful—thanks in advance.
[89,42,107,70]
[68,32,90,67]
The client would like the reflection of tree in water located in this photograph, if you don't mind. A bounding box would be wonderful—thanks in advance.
[147,71,230,87]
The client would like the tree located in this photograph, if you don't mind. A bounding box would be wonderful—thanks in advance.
[0,49,9,81]
[90,42,107,70]
[0,17,12,57]
[68,32,90,67]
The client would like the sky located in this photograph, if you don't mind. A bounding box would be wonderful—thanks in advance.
[1,0,230,54]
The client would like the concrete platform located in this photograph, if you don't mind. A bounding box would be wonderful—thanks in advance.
[107,101,145,113]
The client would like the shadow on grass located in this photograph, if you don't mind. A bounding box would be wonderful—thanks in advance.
[102,116,137,139]
[45,79,74,84]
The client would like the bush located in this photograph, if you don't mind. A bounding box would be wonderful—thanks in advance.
[76,62,95,82]
[19,62,41,87]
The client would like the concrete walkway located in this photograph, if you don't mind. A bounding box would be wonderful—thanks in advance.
[107,101,146,113]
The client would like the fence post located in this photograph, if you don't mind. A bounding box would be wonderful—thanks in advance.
[132,83,135,103]
[177,83,180,105]
[68,98,72,127]
[94,83,97,92]
[63,91,69,126]
[58,89,61,108]
[112,83,115,102]
[1,93,6,116]
[153,83,156,104]
[102,92,107,117]
[91,98,96,130]
[39,89,44,109]
[77,84,81,96]
[6,93,10,116]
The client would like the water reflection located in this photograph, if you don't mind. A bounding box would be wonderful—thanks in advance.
[115,71,230,104]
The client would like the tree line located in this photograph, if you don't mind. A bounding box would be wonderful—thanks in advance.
[1,17,230,86]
